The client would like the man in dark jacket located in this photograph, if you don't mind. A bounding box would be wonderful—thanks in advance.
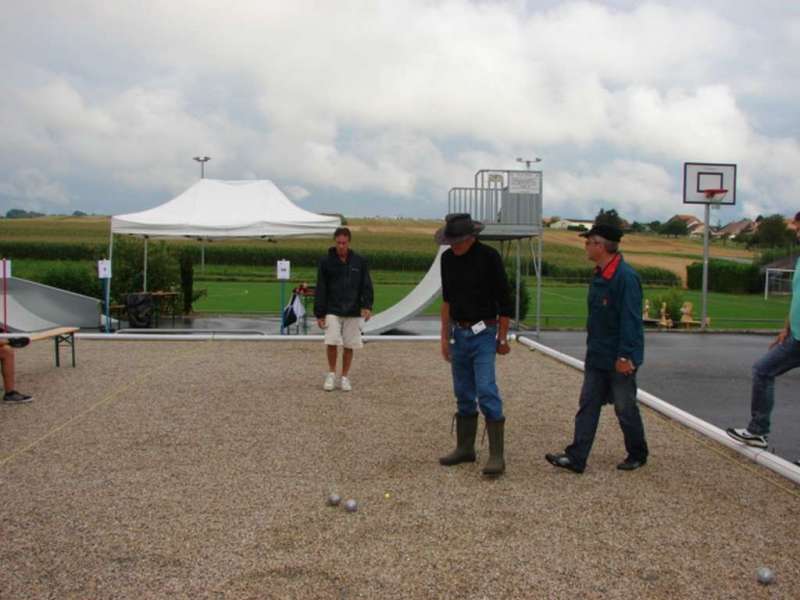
[436,213,513,477]
[314,227,373,392]
[546,223,648,474]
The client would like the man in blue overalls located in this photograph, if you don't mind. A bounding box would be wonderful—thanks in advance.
[546,223,648,474]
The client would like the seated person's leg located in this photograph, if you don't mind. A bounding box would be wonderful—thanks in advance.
[0,344,32,403]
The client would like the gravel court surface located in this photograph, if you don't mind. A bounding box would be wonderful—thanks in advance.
[1,339,799,598]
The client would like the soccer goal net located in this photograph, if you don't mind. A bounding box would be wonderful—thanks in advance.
[764,268,795,300]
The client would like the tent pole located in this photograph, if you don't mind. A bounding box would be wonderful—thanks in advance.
[143,237,148,292]
[106,226,114,333]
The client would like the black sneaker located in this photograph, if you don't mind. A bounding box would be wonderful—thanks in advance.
[545,452,584,474]
[726,427,768,448]
[617,457,647,471]
[8,337,30,349]
[3,390,32,403]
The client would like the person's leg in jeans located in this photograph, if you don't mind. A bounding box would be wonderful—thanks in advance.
[748,336,800,435]
[473,327,503,421]
[565,368,610,470]
[450,328,478,417]
[611,371,648,462]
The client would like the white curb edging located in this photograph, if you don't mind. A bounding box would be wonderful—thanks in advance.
[516,334,800,486]
[76,333,441,342]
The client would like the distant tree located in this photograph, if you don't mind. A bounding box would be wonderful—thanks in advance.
[752,214,795,248]
[72,210,87,217]
[595,208,624,230]
[648,220,662,232]
[6,208,45,218]
[660,219,689,237]
[629,221,647,233]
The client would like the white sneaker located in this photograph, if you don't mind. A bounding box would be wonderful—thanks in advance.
[323,372,336,391]
[340,376,352,392]
[726,427,768,448]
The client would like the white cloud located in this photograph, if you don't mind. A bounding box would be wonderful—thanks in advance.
[283,185,310,201]
[0,1,799,221]
[0,169,70,209]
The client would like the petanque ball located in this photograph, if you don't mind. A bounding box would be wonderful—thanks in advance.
[344,499,358,513]
[326,493,341,507]
[756,567,775,585]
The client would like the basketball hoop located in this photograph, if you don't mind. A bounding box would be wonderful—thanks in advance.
[703,188,727,210]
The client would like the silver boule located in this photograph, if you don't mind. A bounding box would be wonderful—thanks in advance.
[344,499,358,513]
[326,493,341,507]
[756,567,775,585]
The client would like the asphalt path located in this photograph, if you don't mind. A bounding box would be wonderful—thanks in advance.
[536,331,800,462]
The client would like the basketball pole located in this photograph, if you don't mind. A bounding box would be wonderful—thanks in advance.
[701,202,710,331]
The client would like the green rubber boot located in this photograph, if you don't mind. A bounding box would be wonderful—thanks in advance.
[482,418,506,477]
[439,413,478,466]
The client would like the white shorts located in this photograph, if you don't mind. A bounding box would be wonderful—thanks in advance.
[322,314,363,349]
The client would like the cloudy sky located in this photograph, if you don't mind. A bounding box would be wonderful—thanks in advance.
[2,0,799,223]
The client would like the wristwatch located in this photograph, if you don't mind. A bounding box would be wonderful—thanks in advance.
[498,339,508,346]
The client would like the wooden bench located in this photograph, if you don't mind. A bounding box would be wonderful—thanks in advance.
[0,327,79,367]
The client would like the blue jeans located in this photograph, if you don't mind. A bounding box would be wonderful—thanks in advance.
[748,335,800,435]
[450,325,503,421]
[565,367,648,469]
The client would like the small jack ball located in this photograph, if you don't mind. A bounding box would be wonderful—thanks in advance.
[326,494,341,507]
[756,567,775,585]
[344,499,358,513]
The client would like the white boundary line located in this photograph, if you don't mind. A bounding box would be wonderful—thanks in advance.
[516,334,800,486]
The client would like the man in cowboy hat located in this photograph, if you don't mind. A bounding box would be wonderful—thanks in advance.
[435,213,513,477]
[546,223,648,474]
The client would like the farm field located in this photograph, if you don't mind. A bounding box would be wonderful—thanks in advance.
[2,216,789,331]
[0,215,756,266]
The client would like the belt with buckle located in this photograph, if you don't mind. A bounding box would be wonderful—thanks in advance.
[455,319,498,329]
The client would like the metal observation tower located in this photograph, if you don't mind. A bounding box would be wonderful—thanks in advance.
[448,167,544,335]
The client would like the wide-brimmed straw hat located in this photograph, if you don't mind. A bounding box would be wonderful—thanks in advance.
[434,213,485,245]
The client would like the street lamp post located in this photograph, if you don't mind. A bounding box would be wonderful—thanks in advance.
[192,156,211,273]
[193,156,211,178]
[516,156,541,170]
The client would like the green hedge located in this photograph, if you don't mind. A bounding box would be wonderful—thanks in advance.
[686,259,762,293]
[539,260,680,286]
[38,262,102,298]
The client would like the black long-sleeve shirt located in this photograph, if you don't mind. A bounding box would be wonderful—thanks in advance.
[441,241,513,322]
[314,248,373,318]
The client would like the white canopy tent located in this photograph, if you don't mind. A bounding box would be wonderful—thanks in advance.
[110,179,341,290]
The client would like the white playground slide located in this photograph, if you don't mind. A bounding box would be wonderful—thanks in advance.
[362,246,446,335]
[0,277,101,331]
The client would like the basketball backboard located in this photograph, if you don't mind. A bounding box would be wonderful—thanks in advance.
[683,162,736,205]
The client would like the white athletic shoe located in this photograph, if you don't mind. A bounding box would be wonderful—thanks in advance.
[340,376,352,392]
[323,372,336,391]
[726,427,768,448]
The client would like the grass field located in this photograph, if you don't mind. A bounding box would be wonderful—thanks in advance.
[188,279,790,330]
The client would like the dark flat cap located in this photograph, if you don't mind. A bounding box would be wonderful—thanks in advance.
[579,223,623,242]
